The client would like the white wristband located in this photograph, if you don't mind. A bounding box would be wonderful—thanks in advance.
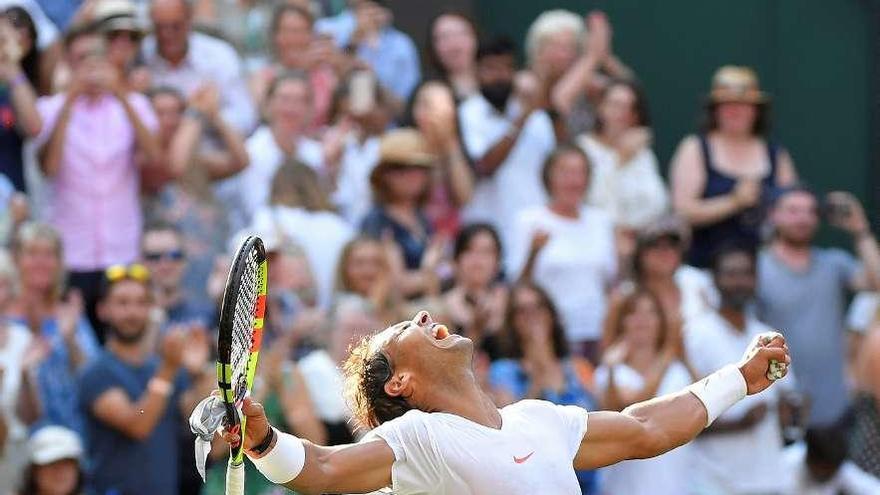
[686,364,748,427]
[248,429,306,484]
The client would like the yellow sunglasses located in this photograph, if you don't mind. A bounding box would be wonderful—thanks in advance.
[104,263,151,283]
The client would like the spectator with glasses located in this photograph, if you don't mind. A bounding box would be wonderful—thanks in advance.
[140,222,214,329]
[79,263,212,495]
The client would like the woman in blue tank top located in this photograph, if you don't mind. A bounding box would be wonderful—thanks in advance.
[670,66,799,268]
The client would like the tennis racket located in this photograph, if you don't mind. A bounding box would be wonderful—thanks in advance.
[216,236,268,495]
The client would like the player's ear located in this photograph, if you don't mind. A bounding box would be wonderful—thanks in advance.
[384,372,411,398]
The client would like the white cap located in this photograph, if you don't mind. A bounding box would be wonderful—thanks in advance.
[28,426,84,465]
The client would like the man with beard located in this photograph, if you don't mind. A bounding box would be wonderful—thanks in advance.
[457,35,556,252]
[685,243,794,494]
[78,264,211,495]
[757,187,880,428]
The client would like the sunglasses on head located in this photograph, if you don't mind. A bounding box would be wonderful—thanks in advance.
[143,249,184,262]
[105,263,150,283]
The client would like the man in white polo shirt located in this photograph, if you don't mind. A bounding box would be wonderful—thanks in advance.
[458,36,556,252]
[685,243,794,494]
[215,308,790,495]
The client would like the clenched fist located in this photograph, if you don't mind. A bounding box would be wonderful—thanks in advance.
[737,332,791,395]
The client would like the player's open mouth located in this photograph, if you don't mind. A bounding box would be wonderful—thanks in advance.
[431,324,450,340]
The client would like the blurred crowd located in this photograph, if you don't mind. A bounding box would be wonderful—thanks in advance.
[0,1,879,494]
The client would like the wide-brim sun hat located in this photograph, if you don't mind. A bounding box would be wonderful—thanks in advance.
[369,128,437,187]
[707,65,769,105]
[92,0,144,36]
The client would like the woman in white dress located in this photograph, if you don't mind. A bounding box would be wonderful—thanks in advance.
[596,287,694,495]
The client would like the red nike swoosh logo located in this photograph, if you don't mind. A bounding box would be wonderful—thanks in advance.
[513,452,534,464]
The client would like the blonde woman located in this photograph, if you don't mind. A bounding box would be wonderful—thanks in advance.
[4,223,98,436]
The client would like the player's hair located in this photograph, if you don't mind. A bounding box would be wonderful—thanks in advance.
[342,327,414,429]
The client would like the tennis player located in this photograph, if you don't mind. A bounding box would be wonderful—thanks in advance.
[222,310,790,494]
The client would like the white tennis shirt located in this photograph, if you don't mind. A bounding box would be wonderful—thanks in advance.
[367,399,588,495]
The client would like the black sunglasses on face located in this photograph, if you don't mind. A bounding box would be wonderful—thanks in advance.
[143,249,185,262]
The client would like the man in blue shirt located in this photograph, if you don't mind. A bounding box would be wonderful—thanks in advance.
[316,0,420,102]
[79,264,211,495]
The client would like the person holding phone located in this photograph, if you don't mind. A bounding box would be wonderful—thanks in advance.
[34,24,160,335]
[0,7,41,194]
[757,186,880,428]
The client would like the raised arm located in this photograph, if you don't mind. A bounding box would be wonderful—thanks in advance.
[575,332,789,470]
[222,398,394,495]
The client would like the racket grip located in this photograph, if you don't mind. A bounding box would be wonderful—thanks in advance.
[225,458,245,495]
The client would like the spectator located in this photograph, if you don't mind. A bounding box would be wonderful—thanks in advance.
[250,3,339,130]
[140,222,214,328]
[91,0,150,93]
[143,84,247,294]
[251,160,354,309]
[527,10,632,137]
[620,216,716,328]
[18,425,85,495]
[596,288,693,495]
[35,25,160,333]
[0,250,36,494]
[757,187,880,427]
[0,0,60,95]
[577,79,667,230]
[670,65,798,268]
[783,424,880,495]
[458,35,556,249]
[224,70,323,230]
[685,243,790,494]
[361,128,445,299]
[0,7,43,194]
[406,80,473,236]
[189,0,275,71]
[6,223,98,435]
[333,236,400,327]
[142,0,256,134]
[851,309,880,477]
[316,0,421,105]
[442,223,507,360]
[489,281,598,493]
[508,145,616,361]
[79,263,211,495]
[328,70,392,225]
[426,10,479,98]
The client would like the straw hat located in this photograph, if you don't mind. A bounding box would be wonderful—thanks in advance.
[369,128,436,187]
[707,65,768,105]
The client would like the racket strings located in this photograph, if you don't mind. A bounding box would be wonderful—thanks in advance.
[229,250,260,398]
